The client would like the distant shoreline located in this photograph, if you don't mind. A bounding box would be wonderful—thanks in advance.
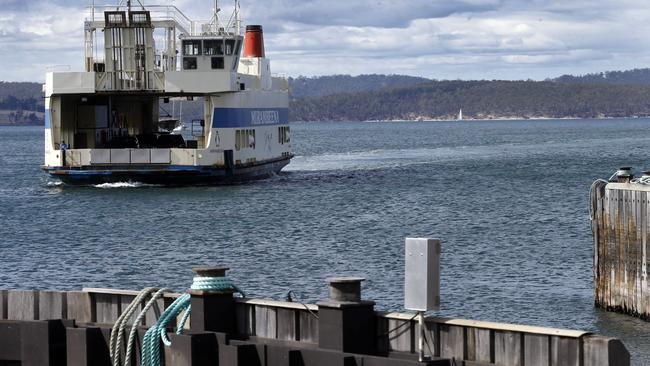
[0,123,43,127]
[2,116,649,127]
[299,116,650,123]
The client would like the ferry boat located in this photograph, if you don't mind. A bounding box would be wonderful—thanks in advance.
[42,1,291,185]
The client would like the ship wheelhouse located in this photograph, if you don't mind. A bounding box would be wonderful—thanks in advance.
[181,36,243,72]
[43,1,291,184]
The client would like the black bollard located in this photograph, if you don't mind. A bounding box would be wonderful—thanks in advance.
[188,266,236,334]
[317,277,376,355]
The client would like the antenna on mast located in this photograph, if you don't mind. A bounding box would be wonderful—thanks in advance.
[235,0,241,35]
[214,0,220,26]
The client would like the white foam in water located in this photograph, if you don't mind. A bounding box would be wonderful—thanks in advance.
[285,139,604,173]
[93,182,158,189]
[285,146,497,172]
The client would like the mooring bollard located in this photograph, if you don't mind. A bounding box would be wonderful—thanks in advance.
[615,167,633,183]
[188,266,236,334]
[317,277,376,355]
[327,277,364,302]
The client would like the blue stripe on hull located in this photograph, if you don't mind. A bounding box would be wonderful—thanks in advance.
[212,107,288,128]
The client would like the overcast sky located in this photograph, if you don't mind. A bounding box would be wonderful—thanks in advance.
[1,0,650,82]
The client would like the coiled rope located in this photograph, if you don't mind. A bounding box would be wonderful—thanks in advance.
[631,176,650,185]
[109,277,244,366]
[110,287,168,366]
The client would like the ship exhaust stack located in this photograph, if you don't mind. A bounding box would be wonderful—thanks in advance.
[243,25,265,57]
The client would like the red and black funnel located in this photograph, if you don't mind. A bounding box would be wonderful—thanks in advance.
[243,25,265,58]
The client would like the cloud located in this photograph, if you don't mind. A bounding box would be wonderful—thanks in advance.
[242,0,501,28]
[1,0,650,81]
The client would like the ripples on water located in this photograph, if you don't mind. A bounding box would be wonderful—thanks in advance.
[2,120,650,364]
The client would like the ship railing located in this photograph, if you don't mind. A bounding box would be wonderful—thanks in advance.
[190,21,241,37]
[85,4,193,34]
[45,65,72,72]
[95,70,165,92]
[85,4,242,37]
[187,2,242,36]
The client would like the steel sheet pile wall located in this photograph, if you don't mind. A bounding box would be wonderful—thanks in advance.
[592,183,650,318]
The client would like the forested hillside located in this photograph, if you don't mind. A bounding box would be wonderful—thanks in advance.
[0,82,44,125]
[553,68,650,85]
[288,74,431,98]
[290,80,650,121]
[288,70,650,121]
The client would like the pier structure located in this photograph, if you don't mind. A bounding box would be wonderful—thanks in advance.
[0,266,629,366]
[591,178,650,319]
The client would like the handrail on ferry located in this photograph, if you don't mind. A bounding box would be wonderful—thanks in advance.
[84,4,241,36]
[85,4,193,32]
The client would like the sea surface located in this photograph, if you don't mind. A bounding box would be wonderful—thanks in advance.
[2,120,650,364]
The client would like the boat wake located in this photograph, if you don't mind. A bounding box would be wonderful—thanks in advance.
[284,138,610,173]
[93,182,160,189]
[285,146,494,172]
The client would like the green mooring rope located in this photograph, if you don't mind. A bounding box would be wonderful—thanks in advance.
[139,276,245,366]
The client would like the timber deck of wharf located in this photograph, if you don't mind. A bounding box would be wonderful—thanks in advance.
[0,268,630,366]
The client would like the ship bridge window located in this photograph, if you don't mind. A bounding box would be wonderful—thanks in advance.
[225,39,236,55]
[235,40,242,55]
[204,39,224,55]
[182,40,202,56]
[211,57,224,69]
[183,57,197,70]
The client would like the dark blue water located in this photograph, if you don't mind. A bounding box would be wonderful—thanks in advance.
[2,120,650,364]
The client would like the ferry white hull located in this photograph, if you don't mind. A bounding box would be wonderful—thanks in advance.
[43,99,292,185]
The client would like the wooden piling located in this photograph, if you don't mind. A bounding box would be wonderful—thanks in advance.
[591,182,650,319]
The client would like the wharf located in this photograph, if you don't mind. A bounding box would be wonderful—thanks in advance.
[0,267,629,366]
[591,180,650,319]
